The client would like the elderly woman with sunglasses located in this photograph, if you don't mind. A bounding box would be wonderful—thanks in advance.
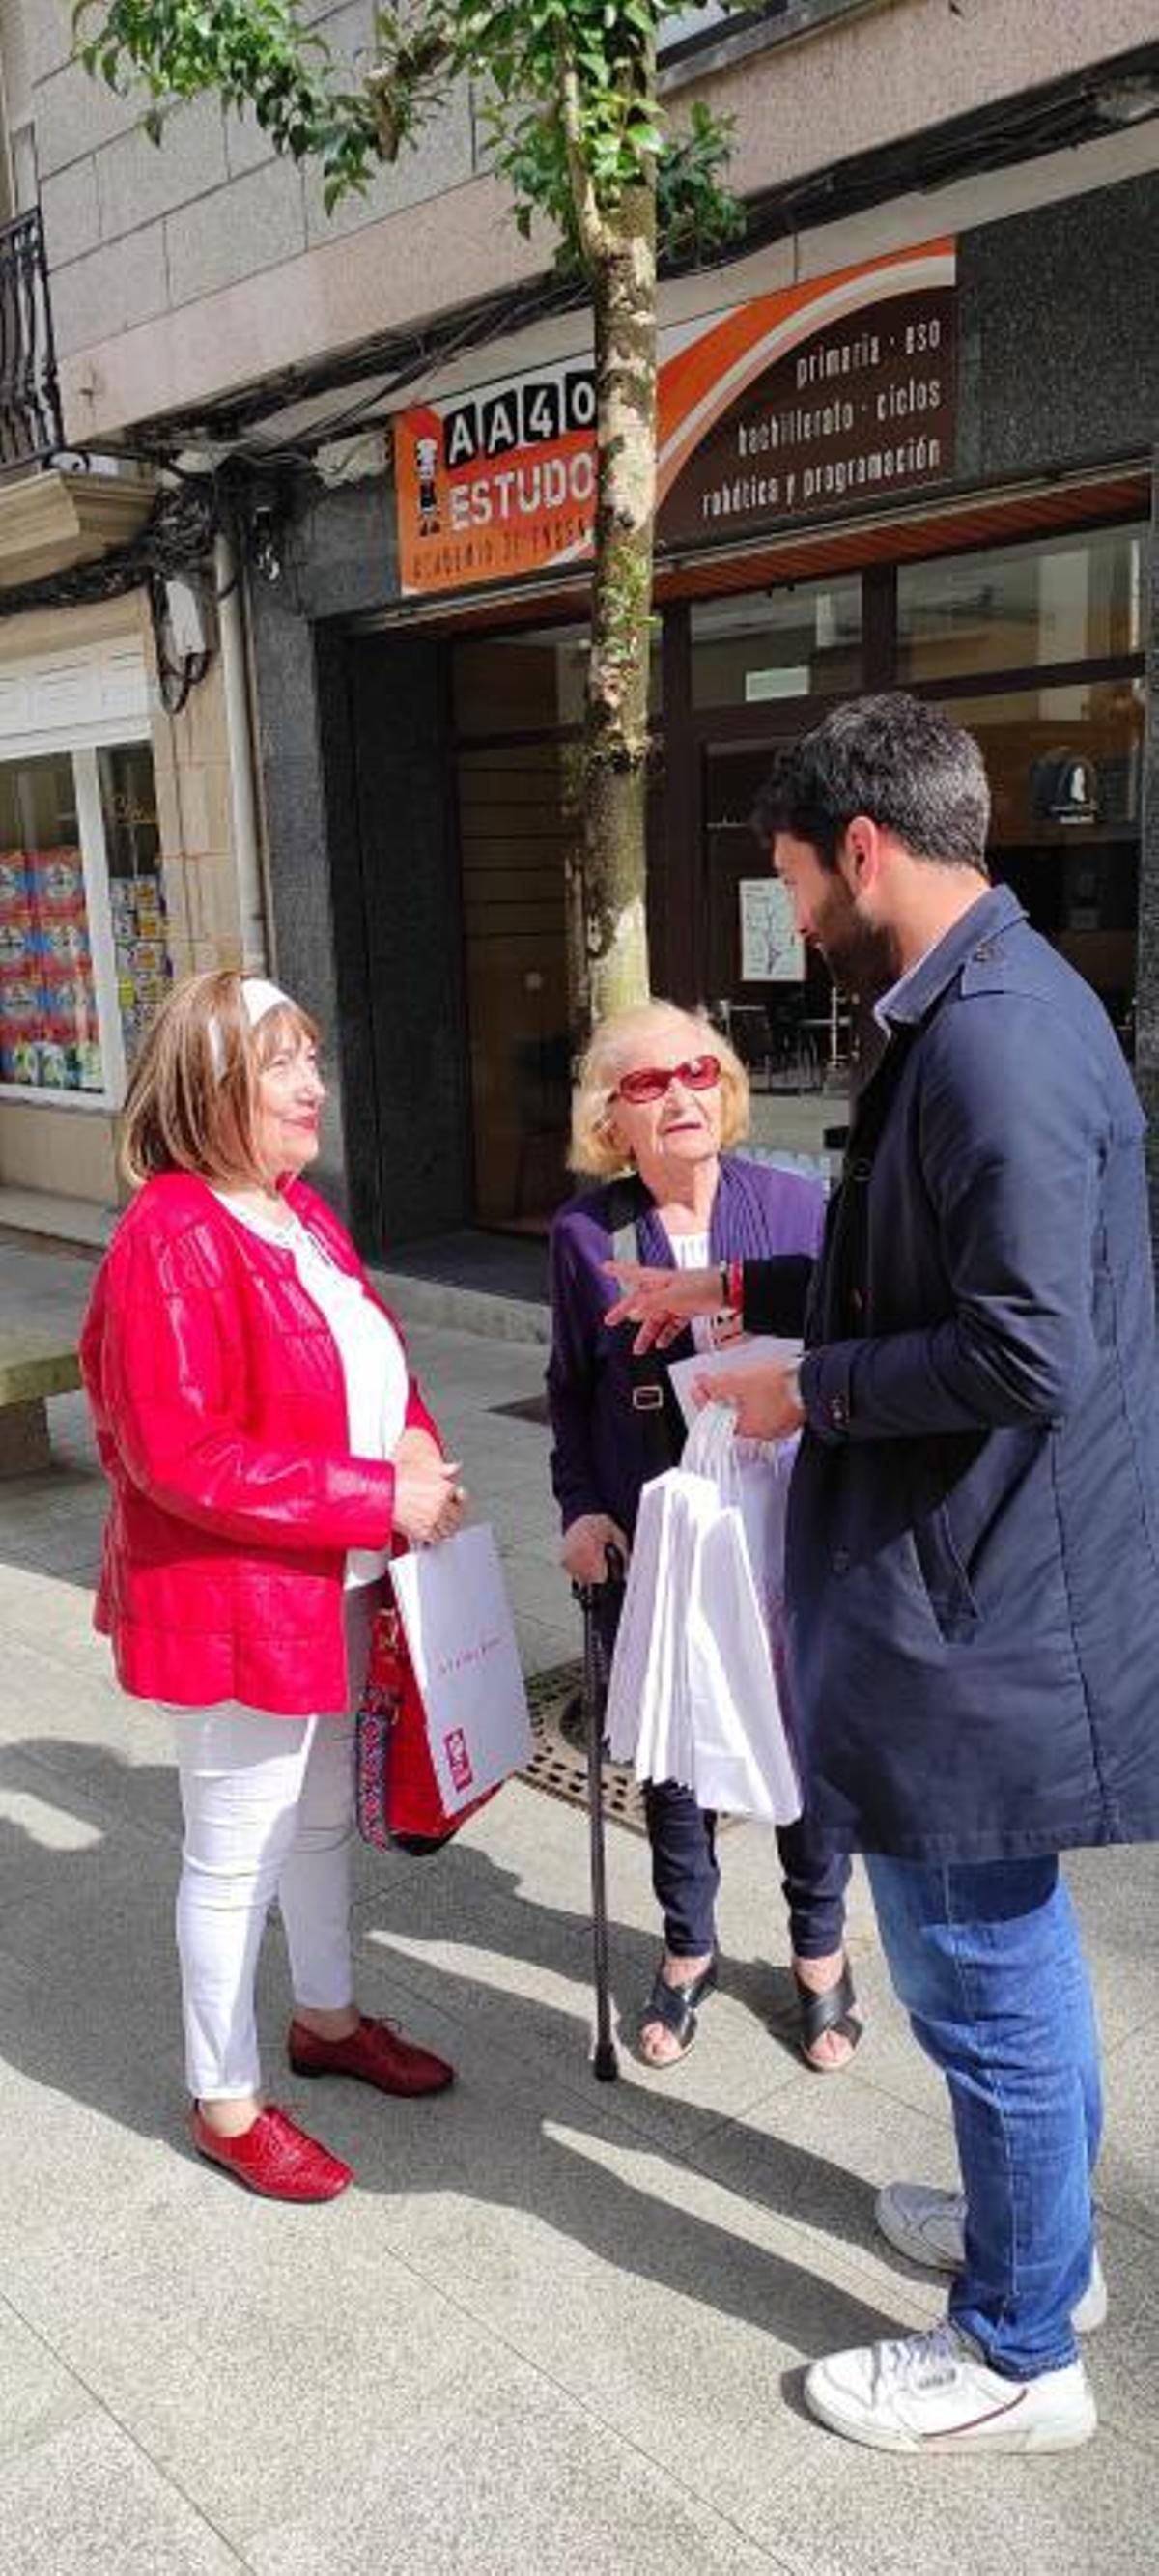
[548,1000,860,2070]
[81,971,466,2202]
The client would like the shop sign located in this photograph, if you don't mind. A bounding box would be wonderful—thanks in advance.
[393,238,955,598]
[656,238,956,548]
[1031,751,1101,827]
[394,360,598,596]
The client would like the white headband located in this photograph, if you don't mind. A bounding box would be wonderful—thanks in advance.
[240,976,291,1030]
[209,976,293,1075]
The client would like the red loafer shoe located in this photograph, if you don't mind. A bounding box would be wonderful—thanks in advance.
[190,2104,353,2202]
[287,2014,455,2098]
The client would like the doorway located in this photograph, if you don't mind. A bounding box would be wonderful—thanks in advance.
[451,627,587,1231]
[679,578,867,1168]
[699,728,855,1168]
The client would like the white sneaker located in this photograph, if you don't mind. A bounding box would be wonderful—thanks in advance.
[875,2182,1108,2333]
[805,2320,1097,2454]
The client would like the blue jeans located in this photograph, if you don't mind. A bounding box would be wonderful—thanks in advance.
[866,1853,1103,2380]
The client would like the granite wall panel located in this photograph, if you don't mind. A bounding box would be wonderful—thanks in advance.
[340,636,471,1249]
[1132,453,1159,1220]
[251,532,468,1248]
[963,171,1159,487]
[284,473,399,626]
[34,53,143,175]
[248,592,350,1217]
[49,224,170,360]
[39,157,99,273]
[164,156,309,308]
[95,99,229,242]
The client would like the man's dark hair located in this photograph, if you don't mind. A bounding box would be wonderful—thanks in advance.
[752,693,991,872]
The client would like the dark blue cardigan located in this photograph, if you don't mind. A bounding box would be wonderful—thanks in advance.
[547,1153,824,1543]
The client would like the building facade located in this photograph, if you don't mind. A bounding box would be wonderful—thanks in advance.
[5,0,1159,1253]
[0,2,265,1233]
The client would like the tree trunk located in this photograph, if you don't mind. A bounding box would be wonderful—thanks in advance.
[574,173,657,1033]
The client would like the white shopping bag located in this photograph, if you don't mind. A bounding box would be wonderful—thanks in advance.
[605,1463,691,1774]
[389,1524,533,1816]
[737,1439,797,1650]
[683,1397,796,1641]
[606,1405,801,1821]
[686,1488,802,1823]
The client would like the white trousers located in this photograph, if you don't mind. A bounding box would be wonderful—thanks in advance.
[168,1592,374,2102]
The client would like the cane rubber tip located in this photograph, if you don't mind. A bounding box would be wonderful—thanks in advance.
[593,2045,619,2081]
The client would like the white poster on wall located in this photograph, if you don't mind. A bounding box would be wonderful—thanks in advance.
[739,879,804,982]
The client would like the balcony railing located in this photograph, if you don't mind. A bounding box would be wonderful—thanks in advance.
[0,206,63,478]
[662,0,870,79]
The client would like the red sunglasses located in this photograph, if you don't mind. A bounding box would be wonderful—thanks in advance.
[615,1053,721,1106]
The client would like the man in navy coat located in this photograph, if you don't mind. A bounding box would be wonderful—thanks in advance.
[607,693,1159,2454]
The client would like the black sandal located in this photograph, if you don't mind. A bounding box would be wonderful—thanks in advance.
[795,1962,862,2072]
[638,1958,718,2067]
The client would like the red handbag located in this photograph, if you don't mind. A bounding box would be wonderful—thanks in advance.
[354,1596,500,1856]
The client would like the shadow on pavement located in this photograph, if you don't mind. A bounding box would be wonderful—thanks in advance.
[0,1736,904,2366]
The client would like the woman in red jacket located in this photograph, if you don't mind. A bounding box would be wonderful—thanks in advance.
[82,969,466,2204]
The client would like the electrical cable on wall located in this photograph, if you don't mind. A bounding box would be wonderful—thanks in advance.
[0,477,218,618]
[149,565,212,715]
[0,477,224,712]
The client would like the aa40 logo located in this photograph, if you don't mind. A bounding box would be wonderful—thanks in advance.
[442,367,595,469]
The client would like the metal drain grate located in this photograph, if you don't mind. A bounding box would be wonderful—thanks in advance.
[522,1661,741,1838]
[523,1660,650,1835]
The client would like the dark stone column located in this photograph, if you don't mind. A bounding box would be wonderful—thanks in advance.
[250,576,470,1254]
[343,633,470,1249]
[1133,452,1159,1233]
[963,170,1159,484]
[248,579,351,1218]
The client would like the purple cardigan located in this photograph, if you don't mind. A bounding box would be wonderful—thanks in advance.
[547,1154,825,1542]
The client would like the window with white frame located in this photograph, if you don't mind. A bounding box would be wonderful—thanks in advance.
[0,638,170,1105]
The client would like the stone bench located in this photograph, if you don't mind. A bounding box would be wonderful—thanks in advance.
[0,1340,82,1477]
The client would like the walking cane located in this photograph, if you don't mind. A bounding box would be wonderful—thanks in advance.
[573,1550,624,2081]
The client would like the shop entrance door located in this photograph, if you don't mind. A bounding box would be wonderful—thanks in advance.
[457,734,573,1231]
[451,618,664,1233]
[697,717,853,1169]
[451,626,592,1233]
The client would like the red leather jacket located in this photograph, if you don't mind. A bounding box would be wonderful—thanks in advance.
[80,1171,439,1713]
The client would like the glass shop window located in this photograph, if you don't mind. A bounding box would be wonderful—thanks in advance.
[98,741,170,1068]
[0,752,101,1092]
[898,524,1147,684]
[691,575,862,708]
[0,738,169,1099]
[937,675,1145,1051]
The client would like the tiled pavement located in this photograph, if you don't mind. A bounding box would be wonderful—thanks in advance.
[0,1228,1155,2573]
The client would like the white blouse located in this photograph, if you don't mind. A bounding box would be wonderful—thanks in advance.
[667,1229,714,1353]
[213,1193,408,1587]
[668,1226,748,1355]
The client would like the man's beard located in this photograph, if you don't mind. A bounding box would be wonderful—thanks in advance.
[815,907,902,1001]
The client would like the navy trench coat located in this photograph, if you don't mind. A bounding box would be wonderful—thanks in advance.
[749,882,1159,1863]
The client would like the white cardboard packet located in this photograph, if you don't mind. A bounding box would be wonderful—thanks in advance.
[665,1334,803,1431]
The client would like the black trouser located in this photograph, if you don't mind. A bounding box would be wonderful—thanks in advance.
[594,1583,849,1962]
[643,1777,850,1960]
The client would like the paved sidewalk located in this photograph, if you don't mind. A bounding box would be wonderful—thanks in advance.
[0,1229,1156,2573]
